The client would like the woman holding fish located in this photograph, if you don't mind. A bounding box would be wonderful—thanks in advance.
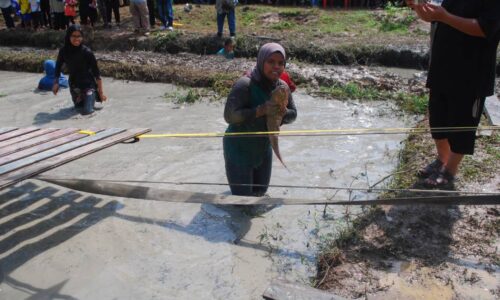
[223,43,297,197]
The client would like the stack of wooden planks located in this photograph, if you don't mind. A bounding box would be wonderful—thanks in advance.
[0,127,150,190]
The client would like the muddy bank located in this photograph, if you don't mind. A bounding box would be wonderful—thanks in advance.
[315,120,500,299]
[2,29,500,73]
[0,29,432,69]
[0,47,425,100]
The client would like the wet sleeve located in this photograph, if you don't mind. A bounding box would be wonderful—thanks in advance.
[224,77,257,124]
[86,49,101,80]
[281,87,297,125]
[478,1,500,43]
[54,49,64,81]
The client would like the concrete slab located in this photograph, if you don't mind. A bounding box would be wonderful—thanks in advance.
[484,95,500,126]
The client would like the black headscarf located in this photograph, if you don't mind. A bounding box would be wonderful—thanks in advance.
[63,24,83,54]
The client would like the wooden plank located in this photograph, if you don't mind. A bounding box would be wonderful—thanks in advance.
[0,128,78,157]
[0,128,59,149]
[0,131,93,166]
[0,127,40,142]
[0,128,17,135]
[263,280,346,300]
[32,178,500,206]
[0,128,150,190]
[0,128,125,176]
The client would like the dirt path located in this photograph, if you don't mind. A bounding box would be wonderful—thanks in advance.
[316,121,500,299]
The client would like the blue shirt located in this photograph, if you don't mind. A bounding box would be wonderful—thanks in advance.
[39,59,68,91]
[217,48,234,60]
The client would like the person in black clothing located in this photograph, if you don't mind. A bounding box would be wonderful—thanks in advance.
[105,0,120,26]
[80,0,98,26]
[53,25,107,115]
[407,0,500,188]
[40,0,52,28]
[147,0,155,28]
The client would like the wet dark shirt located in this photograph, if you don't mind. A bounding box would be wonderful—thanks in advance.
[427,0,500,97]
[55,45,101,90]
[223,76,297,167]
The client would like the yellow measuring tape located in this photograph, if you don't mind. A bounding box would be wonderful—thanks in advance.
[136,126,500,139]
[78,130,96,135]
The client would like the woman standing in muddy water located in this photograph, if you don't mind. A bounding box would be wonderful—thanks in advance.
[407,0,500,189]
[53,24,107,115]
[223,43,297,196]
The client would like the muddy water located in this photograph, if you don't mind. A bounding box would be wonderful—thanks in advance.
[0,71,415,299]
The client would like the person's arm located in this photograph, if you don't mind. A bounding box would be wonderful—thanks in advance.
[53,49,64,95]
[87,50,107,101]
[96,78,107,101]
[407,1,485,37]
[224,77,258,124]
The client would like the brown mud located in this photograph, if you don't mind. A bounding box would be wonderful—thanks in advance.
[316,121,500,299]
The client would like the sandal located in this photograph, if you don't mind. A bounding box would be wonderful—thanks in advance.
[423,169,455,190]
[417,159,444,178]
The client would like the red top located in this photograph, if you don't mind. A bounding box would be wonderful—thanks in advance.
[280,71,296,93]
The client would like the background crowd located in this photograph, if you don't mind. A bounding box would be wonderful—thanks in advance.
[0,0,404,33]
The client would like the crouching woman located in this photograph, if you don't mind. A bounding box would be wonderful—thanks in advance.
[53,24,106,115]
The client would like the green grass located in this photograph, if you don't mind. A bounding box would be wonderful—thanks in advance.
[319,82,428,115]
[172,5,422,40]
[210,73,235,98]
[378,5,416,33]
[461,134,500,181]
[0,93,6,98]
[270,21,296,30]
[317,11,378,34]
[164,88,202,104]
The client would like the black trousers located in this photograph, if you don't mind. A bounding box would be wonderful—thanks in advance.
[52,12,66,30]
[147,0,155,26]
[105,0,120,23]
[1,6,15,28]
[40,0,51,27]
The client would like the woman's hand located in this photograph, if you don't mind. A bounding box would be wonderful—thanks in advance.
[256,101,280,117]
[98,90,107,102]
[52,82,59,95]
[414,3,448,23]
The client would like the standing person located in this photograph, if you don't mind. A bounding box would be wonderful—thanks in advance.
[49,0,65,29]
[215,0,235,37]
[157,0,172,30]
[223,43,297,196]
[29,0,41,29]
[40,0,51,28]
[146,0,155,28]
[96,0,109,28]
[129,0,149,33]
[79,0,97,27]
[19,0,31,28]
[0,0,15,28]
[104,0,120,26]
[64,0,76,24]
[53,25,107,115]
[406,0,500,188]
[146,0,154,28]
